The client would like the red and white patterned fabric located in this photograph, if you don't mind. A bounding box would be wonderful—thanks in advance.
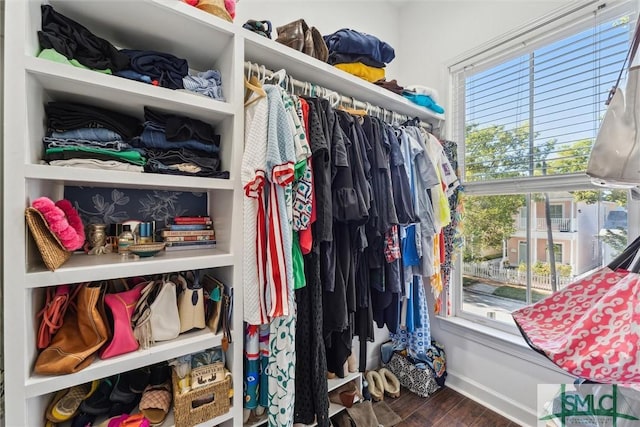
[513,267,640,383]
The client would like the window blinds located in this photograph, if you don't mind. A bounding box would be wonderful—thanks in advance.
[456,3,635,184]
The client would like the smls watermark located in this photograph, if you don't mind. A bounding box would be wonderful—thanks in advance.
[538,384,640,427]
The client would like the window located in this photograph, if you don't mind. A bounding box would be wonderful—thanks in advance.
[450,1,635,330]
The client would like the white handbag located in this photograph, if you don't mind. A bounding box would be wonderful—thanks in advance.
[176,271,206,333]
[587,21,640,188]
[132,276,180,348]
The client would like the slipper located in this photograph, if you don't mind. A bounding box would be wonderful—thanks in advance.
[139,381,172,426]
[80,377,116,415]
[71,411,97,427]
[107,394,141,418]
[110,370,147,404]
[364,371,384,402]
[46,381,97,422]
[378,368,401,398]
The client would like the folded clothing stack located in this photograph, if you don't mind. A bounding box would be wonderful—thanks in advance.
[38,5,129,73]
[38,5,226,101]
[323,29,395,82]
[132,107,229,178]
[402,85,445,114]
[43,102,146,172]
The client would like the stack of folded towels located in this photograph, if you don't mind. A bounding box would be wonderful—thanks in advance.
[131,107,229,178]
[43,102,145,172]
[323,28,395,82]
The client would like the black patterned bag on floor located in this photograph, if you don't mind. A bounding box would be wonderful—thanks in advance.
[383,341,447,398]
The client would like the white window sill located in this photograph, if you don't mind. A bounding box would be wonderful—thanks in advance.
[435,316,569,375]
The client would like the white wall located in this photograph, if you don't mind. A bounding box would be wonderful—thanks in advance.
[396,1,565,115]
[235,1,402,77]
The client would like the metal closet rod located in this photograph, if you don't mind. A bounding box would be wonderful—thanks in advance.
[244,61,436,132]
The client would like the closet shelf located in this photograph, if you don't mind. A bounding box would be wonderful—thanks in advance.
[163,406,235,427]
[25,164,235,191]
[25,329,222,398]
[25,57,235,124]
[243,31,445,123]
[25,249,234,288]
[46,0,235,71]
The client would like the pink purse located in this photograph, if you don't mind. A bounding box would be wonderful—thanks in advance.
[99,284,144,359]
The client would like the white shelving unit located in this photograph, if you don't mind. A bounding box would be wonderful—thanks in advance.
[4,1,442,426]
[4,0,244,426]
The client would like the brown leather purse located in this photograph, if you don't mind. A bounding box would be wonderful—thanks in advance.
[275,19,328,62]
[34,283,108,375]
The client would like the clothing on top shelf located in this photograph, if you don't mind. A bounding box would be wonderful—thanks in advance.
[324,29,394,82]
[374,78,404,95]
[38,48,113,74]
[182,70,225,101]
[241,74,458,427]
[119,49,189,90]
[327,52,386,69]
[402,91,445,114]
[114,69,154,84]
[38,5,130,72]
[323,29,395,64]
[334,63,385,83]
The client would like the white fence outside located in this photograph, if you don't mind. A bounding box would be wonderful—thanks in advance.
[463,262,573,291]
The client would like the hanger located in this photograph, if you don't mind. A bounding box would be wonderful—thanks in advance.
[244,62,266,106]
[264,68,287,87]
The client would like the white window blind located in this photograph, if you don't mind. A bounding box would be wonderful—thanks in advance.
[457,4,635,183]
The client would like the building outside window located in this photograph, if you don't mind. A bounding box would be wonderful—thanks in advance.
[450,0,634,329]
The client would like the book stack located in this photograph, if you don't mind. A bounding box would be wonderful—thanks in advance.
[162,216,216,252]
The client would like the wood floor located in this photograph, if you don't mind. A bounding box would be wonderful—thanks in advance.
[385,387,521,427]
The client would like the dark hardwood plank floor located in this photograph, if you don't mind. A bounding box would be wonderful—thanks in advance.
[383,387,521,427]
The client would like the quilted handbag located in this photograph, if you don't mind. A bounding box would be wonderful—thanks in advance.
[513,236,640,383]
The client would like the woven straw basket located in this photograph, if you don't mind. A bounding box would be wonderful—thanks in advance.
[172,369,230,427]
[25,207,72,271]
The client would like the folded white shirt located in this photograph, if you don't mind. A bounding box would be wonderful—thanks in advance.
[49,158,144,173]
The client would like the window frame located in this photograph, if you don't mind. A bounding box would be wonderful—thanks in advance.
[446,0,640,333]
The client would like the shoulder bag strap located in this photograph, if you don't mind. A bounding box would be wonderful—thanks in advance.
[607,17,640,105]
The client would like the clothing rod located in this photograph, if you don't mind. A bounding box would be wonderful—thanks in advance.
[244,61,436,133]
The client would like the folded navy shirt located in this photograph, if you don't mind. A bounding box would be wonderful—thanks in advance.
[120,49,189,90]
[323,28,395,65]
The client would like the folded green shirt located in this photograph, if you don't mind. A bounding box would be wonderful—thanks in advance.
[38,48,113,74]
[45,147,146,165]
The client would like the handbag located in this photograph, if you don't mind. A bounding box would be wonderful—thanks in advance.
[275,19,328,62]
[513,236,640,383]
[34,283,108,374]
[383,352,440,398]
[99,282,144,359]
[132,276,180,349]
[587,18,640,188]
[37,284,81,349]
[177,271,206,333]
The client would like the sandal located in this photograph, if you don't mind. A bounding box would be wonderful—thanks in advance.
[46,380,97,422]
[139,381,172,426]
[364,371,384,402]
[378,368,401,398]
